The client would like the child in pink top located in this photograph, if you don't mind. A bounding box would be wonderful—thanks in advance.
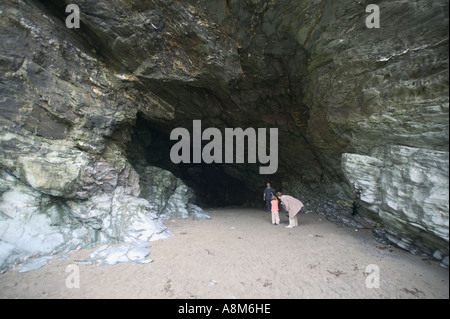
[270,194,280,225]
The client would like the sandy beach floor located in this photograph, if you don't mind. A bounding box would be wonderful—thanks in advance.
[0,208,448,299]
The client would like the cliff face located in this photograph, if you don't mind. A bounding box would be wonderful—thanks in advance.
[0,0,448,270]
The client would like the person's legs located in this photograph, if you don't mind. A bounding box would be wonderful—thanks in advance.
[295,208,302,226]
[274,211,280,225]
[286,215,298,228]
[266,200,271,213]
[287,217,295,228]
[271,211,276,224]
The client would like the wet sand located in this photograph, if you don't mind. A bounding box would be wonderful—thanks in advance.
[0,208,448,299]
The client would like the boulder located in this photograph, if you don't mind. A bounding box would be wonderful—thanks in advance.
[342,145,449,260]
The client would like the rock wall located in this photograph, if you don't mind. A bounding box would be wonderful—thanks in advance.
[0,0,448,269]
[0,140,209,271]
[342,147,448,263]
[301,0,449,264]
[0,0,210,271]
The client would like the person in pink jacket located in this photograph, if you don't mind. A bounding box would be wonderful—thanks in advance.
[270,193,280,225]
[276,192,304,228]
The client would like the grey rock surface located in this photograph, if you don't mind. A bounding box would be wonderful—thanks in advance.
[342,145,449,260]
[17,256,54,273]
[87,242,152,266]
[187,203,212,221]
[0,148,203,272]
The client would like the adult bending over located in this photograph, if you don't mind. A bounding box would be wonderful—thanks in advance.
[276,192,304,228]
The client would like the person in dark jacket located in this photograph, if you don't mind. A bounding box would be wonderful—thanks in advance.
[263,183,273,213]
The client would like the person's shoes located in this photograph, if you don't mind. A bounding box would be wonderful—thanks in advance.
[285,225,294,228]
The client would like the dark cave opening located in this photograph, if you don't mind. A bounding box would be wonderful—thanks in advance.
[128,113,263,208]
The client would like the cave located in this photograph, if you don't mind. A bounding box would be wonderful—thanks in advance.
[0,0,448,276]
[128,112,262,207]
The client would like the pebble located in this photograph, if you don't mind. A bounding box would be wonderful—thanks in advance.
[209,280,217,286]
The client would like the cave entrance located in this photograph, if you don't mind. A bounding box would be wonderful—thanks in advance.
[128,113,262,208]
